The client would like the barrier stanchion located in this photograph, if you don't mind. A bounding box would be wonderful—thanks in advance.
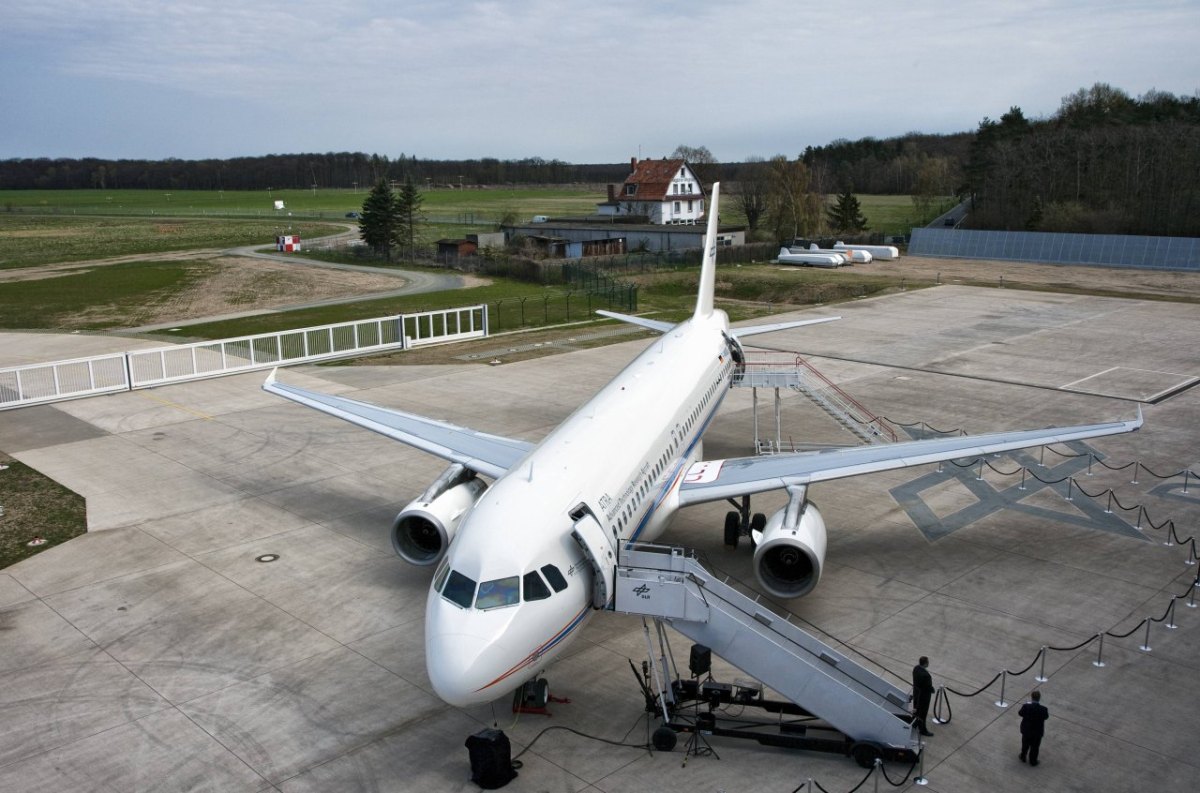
[1139,619,1152,652]
[995,670,1009,708]
[1093,633,1106,668]
[1166,600,1178,629]
[1036,646,1048,683]
[914,741,928,786]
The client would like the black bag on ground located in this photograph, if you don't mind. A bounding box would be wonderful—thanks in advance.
[465,728,518,789]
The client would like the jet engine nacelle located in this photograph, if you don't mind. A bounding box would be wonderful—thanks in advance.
[391,466,487,566]
[752,500,827,599]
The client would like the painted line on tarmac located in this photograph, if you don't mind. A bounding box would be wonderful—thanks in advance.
[135,391,214,420]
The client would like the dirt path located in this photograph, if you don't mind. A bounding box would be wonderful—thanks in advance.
[4,225,488,330]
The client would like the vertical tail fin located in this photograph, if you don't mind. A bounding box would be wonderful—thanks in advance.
[694,181,720,320]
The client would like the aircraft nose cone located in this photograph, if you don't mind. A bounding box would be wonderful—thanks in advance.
[426,632,507,707]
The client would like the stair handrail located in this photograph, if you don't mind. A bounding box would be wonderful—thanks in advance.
[792,354,899,442]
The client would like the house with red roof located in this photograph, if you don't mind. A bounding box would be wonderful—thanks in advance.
[596,157,706,225]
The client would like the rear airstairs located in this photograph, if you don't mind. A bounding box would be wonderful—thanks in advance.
[733,352,898,451]
[613,543,919,763]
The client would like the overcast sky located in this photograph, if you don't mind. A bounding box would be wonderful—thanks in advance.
[3,1,1198,163]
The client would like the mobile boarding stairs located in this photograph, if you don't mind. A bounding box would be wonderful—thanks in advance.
[613,543,920,766]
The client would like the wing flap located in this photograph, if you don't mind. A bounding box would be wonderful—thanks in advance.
[678,413,1142,507]
[263,373,531,478]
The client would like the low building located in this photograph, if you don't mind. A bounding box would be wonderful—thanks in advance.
[436,238,476,263]
[502,220,743,255]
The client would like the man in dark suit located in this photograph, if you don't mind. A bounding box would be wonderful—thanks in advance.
[1018,690,1050,766]
[912,656,935,737]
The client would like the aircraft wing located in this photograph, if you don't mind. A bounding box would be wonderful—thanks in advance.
[677,411,1142,507]
[731,316,840,339]
[264,372,532,479]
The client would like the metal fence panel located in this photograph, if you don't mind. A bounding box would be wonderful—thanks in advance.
[910,228,1200,271]
[1,306,490,410]
[0,353,130,409]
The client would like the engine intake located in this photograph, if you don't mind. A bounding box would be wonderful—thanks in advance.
[752,500,827,599]
[391,465,486,565]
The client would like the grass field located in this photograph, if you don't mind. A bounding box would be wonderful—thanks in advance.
[0,187,942,236]
[0,215,345,269]
[167,263,920,341]
[0,260,218,330]
[0,187,607,224]
[0,452,86,569]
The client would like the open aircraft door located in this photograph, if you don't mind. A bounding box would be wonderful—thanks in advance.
[569,507,616,609]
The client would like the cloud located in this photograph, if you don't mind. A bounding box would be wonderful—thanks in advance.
[3,0,1198,160]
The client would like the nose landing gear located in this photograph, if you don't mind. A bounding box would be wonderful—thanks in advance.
[512,678,572,716]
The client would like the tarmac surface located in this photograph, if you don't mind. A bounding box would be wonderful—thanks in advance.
[1,284,1198,792]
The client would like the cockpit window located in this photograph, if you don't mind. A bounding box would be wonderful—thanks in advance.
[541,564,568,593]
[442,569,477,609]
[432,558,450,593]
[523,571,551,602]
[475,576,520,610]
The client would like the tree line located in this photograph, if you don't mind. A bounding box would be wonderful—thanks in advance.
[0,153,631,191]
[962,85,1200,236]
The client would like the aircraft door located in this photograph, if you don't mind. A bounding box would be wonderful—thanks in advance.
[569,508,616,610]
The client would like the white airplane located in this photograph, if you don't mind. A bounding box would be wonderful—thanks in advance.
[264,183,1141,708]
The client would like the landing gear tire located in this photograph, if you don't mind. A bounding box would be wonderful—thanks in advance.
[724,511,740,548]
[850,740,883,769]
[749,513,766,548]
[652,725,678,751]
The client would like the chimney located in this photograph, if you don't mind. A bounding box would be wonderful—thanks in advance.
[630,156,637,171]
[607,184,615,201]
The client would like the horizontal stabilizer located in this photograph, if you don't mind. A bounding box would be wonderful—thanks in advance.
[596,310,674,334]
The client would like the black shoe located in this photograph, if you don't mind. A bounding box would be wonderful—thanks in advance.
[920,730,934,737]
[1019,754,1026,763]
[1030,761,1038,767]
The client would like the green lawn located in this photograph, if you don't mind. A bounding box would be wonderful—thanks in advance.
[0,187,608,224]
[0,187,945,238]
[0,453,86,570]
[0,215,345,269]
[0,260,217,330]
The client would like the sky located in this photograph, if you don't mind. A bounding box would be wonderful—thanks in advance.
[3,0,1198,163]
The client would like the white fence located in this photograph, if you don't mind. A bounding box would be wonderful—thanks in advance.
[0,305,487,410]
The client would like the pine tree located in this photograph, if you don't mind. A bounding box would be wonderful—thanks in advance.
[827,191,868,235]
[359,179,399,260]
[394,177,424,261]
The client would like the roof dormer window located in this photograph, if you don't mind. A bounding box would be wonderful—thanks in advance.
[625,184,637,196]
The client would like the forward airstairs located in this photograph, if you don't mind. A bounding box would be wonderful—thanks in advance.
[733,352,897,451]
[614,543,919,762]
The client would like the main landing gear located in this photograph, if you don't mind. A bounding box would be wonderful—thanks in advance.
[723,495,765,549]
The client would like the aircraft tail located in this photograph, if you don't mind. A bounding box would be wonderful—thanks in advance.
[693,181,721,320]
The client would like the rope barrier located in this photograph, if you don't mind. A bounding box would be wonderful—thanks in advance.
[693,433,1199,792]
